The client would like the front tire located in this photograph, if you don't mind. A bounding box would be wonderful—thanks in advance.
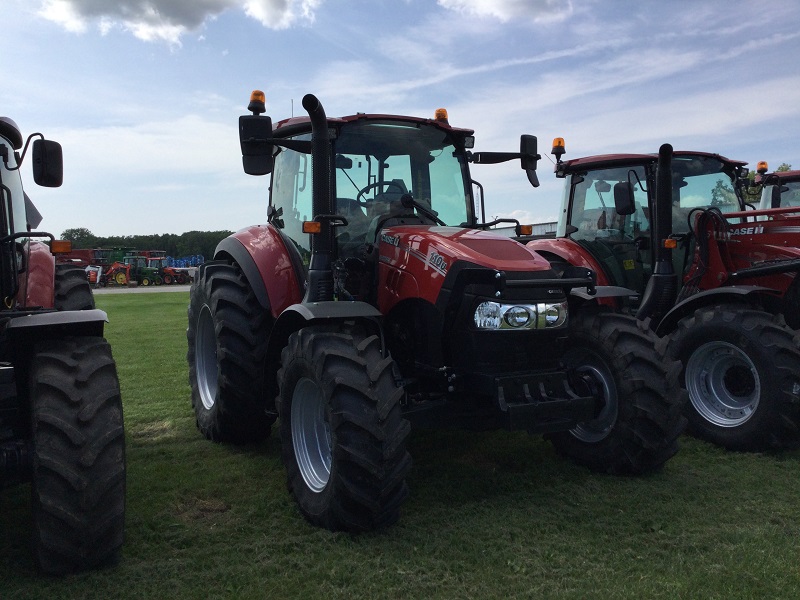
[277,324,411,531]
[548,310,686,474]
[187,261,275,443]
[29,337,125,575]
[54,264,95,311]
[667,306,800,451]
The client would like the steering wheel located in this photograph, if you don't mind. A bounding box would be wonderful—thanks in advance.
[355,181,406,204]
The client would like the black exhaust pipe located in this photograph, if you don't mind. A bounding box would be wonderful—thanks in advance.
[301,93,335,303]
[636,143,678,324]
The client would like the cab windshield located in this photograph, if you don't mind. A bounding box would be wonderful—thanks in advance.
[333,121,470,232]
[270,120,471,266]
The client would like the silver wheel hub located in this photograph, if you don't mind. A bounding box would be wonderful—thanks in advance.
[195,304,218,411]
[685,341,759,427]
[292,377,332,493]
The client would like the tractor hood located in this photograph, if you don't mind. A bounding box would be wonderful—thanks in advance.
[378,226,552,278]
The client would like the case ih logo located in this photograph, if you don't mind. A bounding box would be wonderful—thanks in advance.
[729,225,764,236]
[427,251,448,275]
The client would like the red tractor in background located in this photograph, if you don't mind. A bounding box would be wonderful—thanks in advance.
[0,117,125,573]
[186,92,686,532]
[527,140,800,451]
[754,162,800,212]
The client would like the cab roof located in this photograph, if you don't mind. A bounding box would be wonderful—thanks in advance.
[273,112,474,138]
[559,150,747,173]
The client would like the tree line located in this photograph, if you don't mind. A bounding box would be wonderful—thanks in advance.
[60,228,233,260]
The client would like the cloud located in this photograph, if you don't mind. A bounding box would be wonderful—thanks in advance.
[37,0,321,45]
[437,0,573,23]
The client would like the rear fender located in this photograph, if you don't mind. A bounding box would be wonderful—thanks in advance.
[655,286,780,336]
[19,241,55,309]
[214,225,304,318]
[526,239,613,286]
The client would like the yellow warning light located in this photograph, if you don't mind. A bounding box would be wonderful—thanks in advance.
[50,240,72,254]
[552,137,566,159]
[757,161,769,174]
[302,221,321,234]
[663,238,678,249]
[434,108,449,123]
[248,90,266,115]
[518,224,533,236]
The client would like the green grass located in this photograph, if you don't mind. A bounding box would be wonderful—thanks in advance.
[2,291,800,598]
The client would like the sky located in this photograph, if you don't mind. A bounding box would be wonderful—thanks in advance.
[3,0,800,238]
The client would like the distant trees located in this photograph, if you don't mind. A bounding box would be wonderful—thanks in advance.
[60,229,233,259]
[61,227,98,248]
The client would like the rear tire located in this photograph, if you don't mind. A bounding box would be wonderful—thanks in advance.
[187,261,275,443]
[30,337,125,575]
[54,264,95,311]
[548,309,686,474]
[277,324,411,531]
[667,306,800,451]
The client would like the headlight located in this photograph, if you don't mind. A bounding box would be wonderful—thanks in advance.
[473,300,568,330]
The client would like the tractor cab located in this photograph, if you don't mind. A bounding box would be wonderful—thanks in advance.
[754,162,800,211]
[547,140,749,302]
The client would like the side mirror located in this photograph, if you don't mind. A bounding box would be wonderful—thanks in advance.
[239,115,274,176]
[32,139,63,187]
[613,182,636,216]
[335,154,353,169]
[520,134,540,187]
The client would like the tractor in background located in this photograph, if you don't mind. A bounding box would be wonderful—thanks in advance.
[0,116,125,574]
[186,91,685,532]
[754,162,800,212]
[527,139,800,451]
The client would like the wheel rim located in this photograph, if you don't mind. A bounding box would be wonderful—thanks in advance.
[569,353,618,443]
[685,341,759,427]
[291,377,331,493]
[142,278,150,286]
[195,304,219,411]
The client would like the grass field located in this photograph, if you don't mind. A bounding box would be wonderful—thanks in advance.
[2,291,800,599]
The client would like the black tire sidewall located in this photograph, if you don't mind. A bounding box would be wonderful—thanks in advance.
[668,306,800,449]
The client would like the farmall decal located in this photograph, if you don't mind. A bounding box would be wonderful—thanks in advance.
[427,251,448,275]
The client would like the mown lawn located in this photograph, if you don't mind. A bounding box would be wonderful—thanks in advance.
[2,291,799,599]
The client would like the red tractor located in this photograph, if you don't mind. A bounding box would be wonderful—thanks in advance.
[0,117,125,573]
[187,92,685,532]
[754,162,800,212]
[527,140,800,451]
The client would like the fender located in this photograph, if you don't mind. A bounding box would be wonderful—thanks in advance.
[5,308,107,338]
[214,225,304,318]
[655,285,780,336]
[570,285,638,301]
[265,300,385,387]
[20,241,55,308]
[526,238,614,286]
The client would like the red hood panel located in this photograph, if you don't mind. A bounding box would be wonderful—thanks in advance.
[380,226,551,273]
